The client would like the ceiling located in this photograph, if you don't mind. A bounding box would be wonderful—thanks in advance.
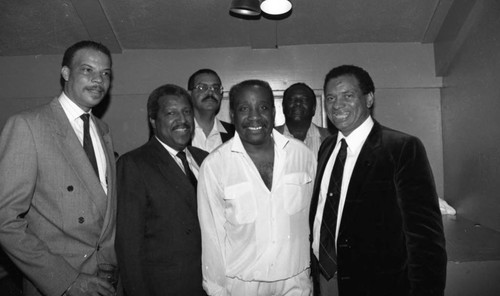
[0,0,454,56]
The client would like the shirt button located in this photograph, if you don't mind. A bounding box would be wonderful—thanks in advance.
[78,217,84,224]
[67,186,74,192]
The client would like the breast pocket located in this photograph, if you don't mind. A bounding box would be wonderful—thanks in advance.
[224,182,257,224]
[283,172,313,215]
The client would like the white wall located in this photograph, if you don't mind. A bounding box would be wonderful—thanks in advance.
[0,42,444,197]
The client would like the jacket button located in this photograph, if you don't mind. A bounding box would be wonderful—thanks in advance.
[67,186,74,192]
[78,217,84,224]
[97,245,101,251]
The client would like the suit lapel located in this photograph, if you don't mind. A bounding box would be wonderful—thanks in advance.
[49,99,107,218]
[150,138,198,213]
[93,118,116,239]
[338,123,382,236]
[309,135,338,227]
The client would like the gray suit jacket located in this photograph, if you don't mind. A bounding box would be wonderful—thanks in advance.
[0,97,117,296]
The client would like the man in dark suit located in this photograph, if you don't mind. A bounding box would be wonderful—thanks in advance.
[310,65,447,296]
[0,40,117,296]
[187,69,235,152]
[116,84,208,296]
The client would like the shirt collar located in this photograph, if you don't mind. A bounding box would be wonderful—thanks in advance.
[58,92,92,121]
[155,136,187,156]
[194,118,227,134]
[337,116,374,154]
[231,129,289,154]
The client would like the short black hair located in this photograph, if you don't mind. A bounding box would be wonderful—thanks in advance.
[147,84,192,120]
[229,79,274,111]
[323,65,375,95]
[187,69,221,90]
[283,82,316,108]
[62,40,112,68]
[60,40,112,88]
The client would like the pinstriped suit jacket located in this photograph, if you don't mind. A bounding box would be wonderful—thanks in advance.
[0,97,117,296]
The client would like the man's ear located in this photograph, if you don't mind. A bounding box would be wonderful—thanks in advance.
[61,66,70,82]
[149,118,156,130]
[366,92,374,108]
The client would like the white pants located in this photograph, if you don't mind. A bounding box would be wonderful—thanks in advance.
[226,269,312,296]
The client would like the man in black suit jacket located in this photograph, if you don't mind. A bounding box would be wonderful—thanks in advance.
[310,65,447,296]
[116,84,208,296]
[188,69,235,152]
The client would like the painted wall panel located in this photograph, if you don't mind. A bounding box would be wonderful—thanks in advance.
[0,42,444,197]
[438,0,500,231]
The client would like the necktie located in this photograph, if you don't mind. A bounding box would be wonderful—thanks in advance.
[177,150,197,188]
[81,114,99,179]
[319,138,348,279]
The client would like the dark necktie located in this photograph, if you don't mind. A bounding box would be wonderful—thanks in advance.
[81,114,99,179]
[319,138,348,280]
[177,150,197,188]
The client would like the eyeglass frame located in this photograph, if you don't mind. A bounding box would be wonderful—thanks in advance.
[191,83,224,94]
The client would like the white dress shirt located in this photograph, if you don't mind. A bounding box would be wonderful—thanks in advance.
[58,93,108,193]
[155,137,201,178]
[312,116,374,259]
[198,130,316,296]
[283,123,324,155]
[192,118,228,152]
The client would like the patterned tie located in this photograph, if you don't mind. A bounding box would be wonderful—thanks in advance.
[177,150,197,188]
[81,114,99,179]
[319,138,348,280]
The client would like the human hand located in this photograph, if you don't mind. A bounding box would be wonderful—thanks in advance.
[66,273,115,296]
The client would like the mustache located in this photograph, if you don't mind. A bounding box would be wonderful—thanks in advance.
[202,95,219,102]
[172,123,192,130]
[86,85,105,92]
[242,120,268,128]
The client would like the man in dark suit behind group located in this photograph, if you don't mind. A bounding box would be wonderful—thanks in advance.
[0,40,117,296]
[310,65,447,296]
[116,84,208,296]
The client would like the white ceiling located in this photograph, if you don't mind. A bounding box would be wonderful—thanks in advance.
[0,0,454,56]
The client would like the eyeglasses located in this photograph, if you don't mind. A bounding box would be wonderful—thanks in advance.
[193,83,223,94]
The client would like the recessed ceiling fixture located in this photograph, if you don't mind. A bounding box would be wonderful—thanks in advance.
[229,0,292,16]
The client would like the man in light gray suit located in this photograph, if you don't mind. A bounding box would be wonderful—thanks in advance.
[0,40,117,296]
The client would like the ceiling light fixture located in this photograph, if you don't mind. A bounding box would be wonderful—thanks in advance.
[260,0,292,15]
[230,0,292,17]
[229,0,261,16]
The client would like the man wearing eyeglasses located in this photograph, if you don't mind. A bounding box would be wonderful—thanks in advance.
[188,69,235,152]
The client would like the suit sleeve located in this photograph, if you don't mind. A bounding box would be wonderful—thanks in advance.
[0,115,79,296]
[115,155,149,296]
[197,159,227,296]
[395,137,447,296]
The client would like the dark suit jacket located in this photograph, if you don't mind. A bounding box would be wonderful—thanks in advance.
[220,120,235,143]
[116,137,208,296]
[310,121,447,296]
[0,97,117,296]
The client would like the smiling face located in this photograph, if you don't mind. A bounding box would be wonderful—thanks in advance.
[150,95,194,151]
[231,85,275,149]
[61,48,111,112]
[324,74,373,136]
[283,85,316,123]
[189,72,223,114]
